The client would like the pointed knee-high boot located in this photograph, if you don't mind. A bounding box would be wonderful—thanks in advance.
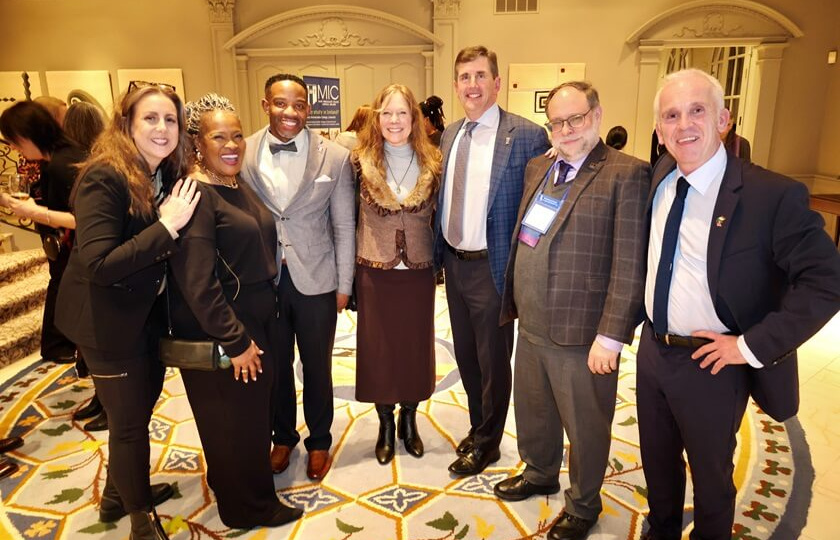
[398,402,424,458]
[375,404,396,464]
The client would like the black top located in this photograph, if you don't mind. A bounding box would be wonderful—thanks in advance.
[168,180,278,357]
[36,142,86,236]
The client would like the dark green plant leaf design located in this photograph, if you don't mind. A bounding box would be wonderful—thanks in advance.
[224,530,249,538]
[52,400,77,410]
[41,424,72,436]
[336,518,364,533]
[42,468,72,479]
[618,416,637,426]
[455,524,470,539]
[46,487,85,505]
[635,485,648,498]
[612,458,624,472]
[78,522,117,534]
[426,511,458,531]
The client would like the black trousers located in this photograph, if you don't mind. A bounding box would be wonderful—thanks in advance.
[637,322,749,540]
[79,319,165,513]
[41,246,76,360]
[272,266,336,451]
[181,281,286,528]
[443,250,514,452]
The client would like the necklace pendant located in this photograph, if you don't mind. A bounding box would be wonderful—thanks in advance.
[396,186,401,194]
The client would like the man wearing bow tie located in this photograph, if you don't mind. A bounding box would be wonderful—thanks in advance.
[240,73,355,482]
[638,68,840,540]
[494,81,650,540]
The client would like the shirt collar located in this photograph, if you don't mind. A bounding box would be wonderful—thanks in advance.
[677,143,727,196]
[467,103,500,131]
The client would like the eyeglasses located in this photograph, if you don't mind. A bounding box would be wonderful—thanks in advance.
[544,108,592,132]
[128,80,177,93]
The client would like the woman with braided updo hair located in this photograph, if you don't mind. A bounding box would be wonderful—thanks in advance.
[166,93,302,529]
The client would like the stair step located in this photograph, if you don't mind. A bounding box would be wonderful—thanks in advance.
[0,267,48,325]
[0,249,47,285]
[0,307,42,368]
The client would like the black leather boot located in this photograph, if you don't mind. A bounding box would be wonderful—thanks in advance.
[100,475,175,523]
[129,509,169,540]
[84,410,109,432]
[73,394,103,421]
[375,404,396,464]
[398,402,424,458]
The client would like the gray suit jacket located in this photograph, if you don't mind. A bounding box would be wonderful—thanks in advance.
[240,127,355,296]
[501,141,651,345]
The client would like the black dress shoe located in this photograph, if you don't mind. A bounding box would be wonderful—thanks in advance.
[100,482,175,523]
[494,474,560,501]
[639,532,657,540]
[84,411,109,432]
[0,437,23,454]
[548,511,596,540]
[448,446,500,476]
[0,458,19,480]
[73,396,103,420]
[42,356,76,364]
[455,429,475,456]
[264,502,304,527]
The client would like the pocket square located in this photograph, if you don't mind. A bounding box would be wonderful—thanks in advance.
[314,175,334,183]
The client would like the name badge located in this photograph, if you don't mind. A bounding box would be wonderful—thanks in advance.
[518,194,563,248]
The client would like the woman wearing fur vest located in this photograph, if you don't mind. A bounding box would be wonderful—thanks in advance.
[352,84,442,465]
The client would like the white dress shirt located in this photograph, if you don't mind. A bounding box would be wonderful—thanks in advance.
[441,104,500,250]
[645,143,761,367]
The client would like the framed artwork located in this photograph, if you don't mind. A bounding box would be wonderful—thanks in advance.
[0,71,43,116]
[45,70,113,112]
[534,90,550,114]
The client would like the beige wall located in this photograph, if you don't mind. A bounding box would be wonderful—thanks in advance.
[2,0,838,180]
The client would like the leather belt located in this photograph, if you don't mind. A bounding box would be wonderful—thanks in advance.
[653,331,712,348]
[446,243,488,261]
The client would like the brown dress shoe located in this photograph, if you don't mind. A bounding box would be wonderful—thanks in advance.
[306,450,332,481]
[270,445,292,474]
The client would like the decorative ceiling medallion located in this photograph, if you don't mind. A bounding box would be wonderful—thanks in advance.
[289,18,378,48]
[674,13,743,38]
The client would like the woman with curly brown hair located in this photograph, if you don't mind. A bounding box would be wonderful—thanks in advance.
[353,84,441,464]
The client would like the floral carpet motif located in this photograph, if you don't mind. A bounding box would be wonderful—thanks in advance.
[0,289,813,539]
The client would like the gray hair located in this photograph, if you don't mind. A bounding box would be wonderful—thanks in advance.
[185,93,236,136]
[653,68,725,122]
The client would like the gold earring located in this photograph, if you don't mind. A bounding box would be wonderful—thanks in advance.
[196,149,203,163]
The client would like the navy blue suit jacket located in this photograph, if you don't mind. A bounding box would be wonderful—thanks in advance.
[651,153,840,419]
[434,108,550,294]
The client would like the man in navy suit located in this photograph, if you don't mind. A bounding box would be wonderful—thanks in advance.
[435,45,550,476]
[638,68,840,540]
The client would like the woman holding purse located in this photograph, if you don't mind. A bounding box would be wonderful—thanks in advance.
[166,93,302,529]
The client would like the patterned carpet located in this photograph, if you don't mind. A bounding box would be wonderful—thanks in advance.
[0,288,813,539]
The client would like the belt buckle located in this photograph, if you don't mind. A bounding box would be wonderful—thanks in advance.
[664,334,671,346]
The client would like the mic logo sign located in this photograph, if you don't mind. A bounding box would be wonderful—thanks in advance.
[309,83,339,105]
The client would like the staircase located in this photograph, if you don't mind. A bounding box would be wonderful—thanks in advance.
[0,249,48,368]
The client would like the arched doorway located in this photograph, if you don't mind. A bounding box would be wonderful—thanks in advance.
[626,0,804,166]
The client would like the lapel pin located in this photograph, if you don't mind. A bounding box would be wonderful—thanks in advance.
[505,137,511,145]
[715,216,726,228]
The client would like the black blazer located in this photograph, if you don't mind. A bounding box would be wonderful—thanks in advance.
[651,153,840,419]
[55,164,178,355]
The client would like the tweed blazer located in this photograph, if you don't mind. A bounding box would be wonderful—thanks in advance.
[354,153,439,270]
[240,127,355,296]
[501,141,651,345]
[433,108,550,294]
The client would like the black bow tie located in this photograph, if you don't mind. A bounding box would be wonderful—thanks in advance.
[270,141,297,154]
